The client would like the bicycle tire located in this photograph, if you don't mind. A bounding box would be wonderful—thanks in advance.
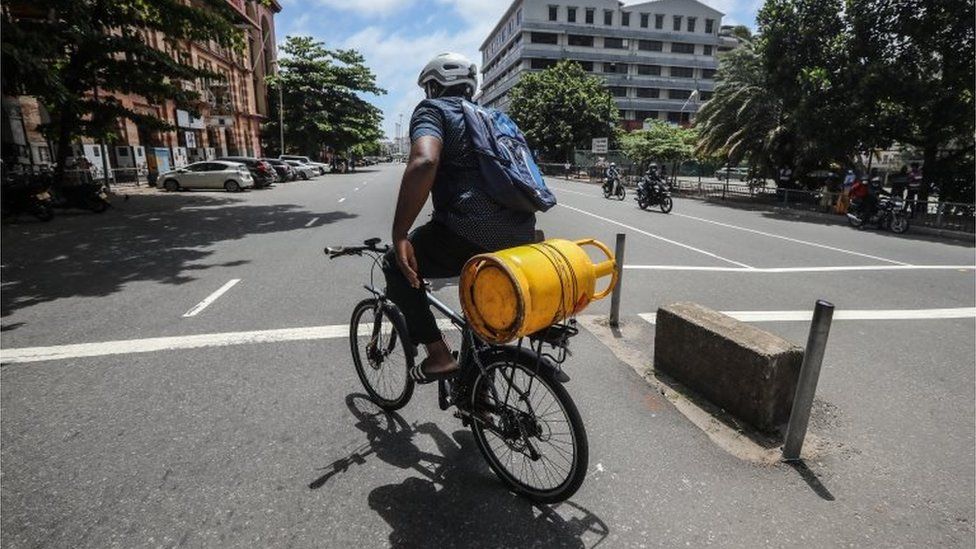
[469,350,588,503]
[349,298,414,411]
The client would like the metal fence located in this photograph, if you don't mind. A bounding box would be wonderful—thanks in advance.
[670,179,975,234]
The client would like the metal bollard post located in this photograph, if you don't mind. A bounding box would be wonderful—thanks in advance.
[782,300,834,461]
[609,233,626,328]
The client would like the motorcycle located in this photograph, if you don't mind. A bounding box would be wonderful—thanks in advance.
[50,181,111,213]
[847,195,909,233]
[635,176,673,213]
[1,169,55,222]
[602,175,625,200]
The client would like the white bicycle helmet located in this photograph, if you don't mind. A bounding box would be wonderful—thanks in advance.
[418,52,478,98]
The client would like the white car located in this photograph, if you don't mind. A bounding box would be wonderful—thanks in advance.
[284,160,318,180]
[280,155,329,175]
[158,161,254,192]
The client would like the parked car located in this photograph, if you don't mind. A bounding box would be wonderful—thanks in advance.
[284,160,318,180]
[280,155,328,175]
[218,156,275,188]
[157,161,253,192]
[261,158,296,181]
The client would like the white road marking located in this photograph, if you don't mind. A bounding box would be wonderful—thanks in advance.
[638,307,976,325]
[672,212,910,266]
[0,319,458,364]
[182,279,241,317]
[354,187,360,192]
[624,265,976,273]
[305,217,320,227]
[553,186,593,197]
[338,197,346,203]
[558,203,753,269]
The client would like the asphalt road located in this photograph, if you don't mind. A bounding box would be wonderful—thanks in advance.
[2,163,974,547]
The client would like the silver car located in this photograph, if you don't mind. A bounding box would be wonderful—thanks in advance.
[280,155,329,175]
[284,160,318,180]
[158,161,254,192]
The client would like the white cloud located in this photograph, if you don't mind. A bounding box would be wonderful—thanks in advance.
[312,0,415,16]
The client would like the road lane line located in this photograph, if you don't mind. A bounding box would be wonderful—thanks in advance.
[305,217,320,227]
[553,187,593,197]
[0,319,457,364]
[624,265,976,273]
[182,279,241,317]
[558,203,754,269]
[639,307,976,325]
[672,212,911,266]
[338,197,346,203]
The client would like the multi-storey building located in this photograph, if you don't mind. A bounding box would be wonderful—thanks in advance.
[478,0,724,130]
[1,0,280,177]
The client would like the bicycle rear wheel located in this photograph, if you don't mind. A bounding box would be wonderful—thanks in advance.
[469,350,588,503]
[349,298,414,410]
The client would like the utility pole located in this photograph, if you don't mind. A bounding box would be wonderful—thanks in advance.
[398,113,404,156]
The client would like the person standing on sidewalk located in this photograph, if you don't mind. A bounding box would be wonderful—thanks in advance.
[906,162,923,217]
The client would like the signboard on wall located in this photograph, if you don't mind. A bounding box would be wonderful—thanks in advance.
[185,131,196,148]
[176,110,205,129]
[591,137,608,154]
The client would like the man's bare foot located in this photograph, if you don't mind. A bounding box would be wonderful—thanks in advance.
[421,339,459,375]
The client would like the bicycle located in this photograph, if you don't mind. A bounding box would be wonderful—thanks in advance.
[325,238,589,503]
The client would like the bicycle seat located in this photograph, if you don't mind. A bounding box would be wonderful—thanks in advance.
[364,237,381,246]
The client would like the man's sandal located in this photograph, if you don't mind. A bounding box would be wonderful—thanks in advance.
[408,359,460,385]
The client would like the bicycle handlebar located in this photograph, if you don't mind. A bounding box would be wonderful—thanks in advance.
[324,239,390,259]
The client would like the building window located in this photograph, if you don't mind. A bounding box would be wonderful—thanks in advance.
[531,32,559,44]
[567,7,577,22]
[604,9,613,25]
[577,60,594,71]
[687,17,696,32]
[604,37,626,49]
[673,16,682,31]
[636,110,659,122]
[705,18,715,33]
[548,5,558,21]
[702,68,716,79]
[530,58,557,70]
[655,14,664,29]
[671,42,696,54]
[703,45,713,56]
[700,91,713,101]
[637,64,662,75]
[517,8,522,25]
[636,88,660,98]
[585,8,594,24]
[671,67,694,78]
[609,86,628,97]
[568,34,594,47]
[602,62,628,74]
[669,89,692,100]
[622,12,630,26]
[640,13,649,28]
[638,40,663,51]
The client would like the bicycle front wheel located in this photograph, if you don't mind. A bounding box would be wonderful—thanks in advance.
[349,298,414,410]
[470,350,588,503]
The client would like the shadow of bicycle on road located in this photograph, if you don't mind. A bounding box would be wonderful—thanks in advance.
[309,394,610,548]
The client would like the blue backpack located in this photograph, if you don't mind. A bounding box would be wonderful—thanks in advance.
[461,100,557,213]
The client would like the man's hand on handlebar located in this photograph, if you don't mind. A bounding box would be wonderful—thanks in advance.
[394,238,421,289]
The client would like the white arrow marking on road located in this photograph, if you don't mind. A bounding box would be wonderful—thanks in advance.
[338,197,346,203]
[624,265,976,273]
[305,217,320,227]
[672,212,910,266]
[182,279,241,317]
[638,307,976,325]
[558,203,754,269]
[0,320,457,364]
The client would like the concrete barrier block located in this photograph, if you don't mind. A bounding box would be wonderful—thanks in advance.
[654,302,803,435]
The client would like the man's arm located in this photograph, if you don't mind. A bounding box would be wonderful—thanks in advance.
[391,135,442,288]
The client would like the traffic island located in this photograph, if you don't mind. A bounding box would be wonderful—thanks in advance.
[653,302,804,435]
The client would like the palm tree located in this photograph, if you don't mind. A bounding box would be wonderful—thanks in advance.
[695,45,787,175]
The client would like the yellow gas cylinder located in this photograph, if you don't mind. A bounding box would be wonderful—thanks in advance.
[459,239,618,344]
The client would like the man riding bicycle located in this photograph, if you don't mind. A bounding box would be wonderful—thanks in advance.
[384,52,538,384]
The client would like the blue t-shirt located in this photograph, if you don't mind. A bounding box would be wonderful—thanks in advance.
[409,97,536,251]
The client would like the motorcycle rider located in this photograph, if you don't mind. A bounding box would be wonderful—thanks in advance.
[639,163,663,196]
[604,162,621,194]
[862,175,890,223]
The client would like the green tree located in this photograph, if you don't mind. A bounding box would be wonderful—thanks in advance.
[1,0,243,180]
[621,120,697,180]
[264,36,385,160]
[695,45,786,175]
[507,60,619,162]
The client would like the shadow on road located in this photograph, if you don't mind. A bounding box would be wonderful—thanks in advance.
[0,192,357,325]
[309,394,610,548]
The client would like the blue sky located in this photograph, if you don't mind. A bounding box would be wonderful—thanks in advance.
[275,0,761,140]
